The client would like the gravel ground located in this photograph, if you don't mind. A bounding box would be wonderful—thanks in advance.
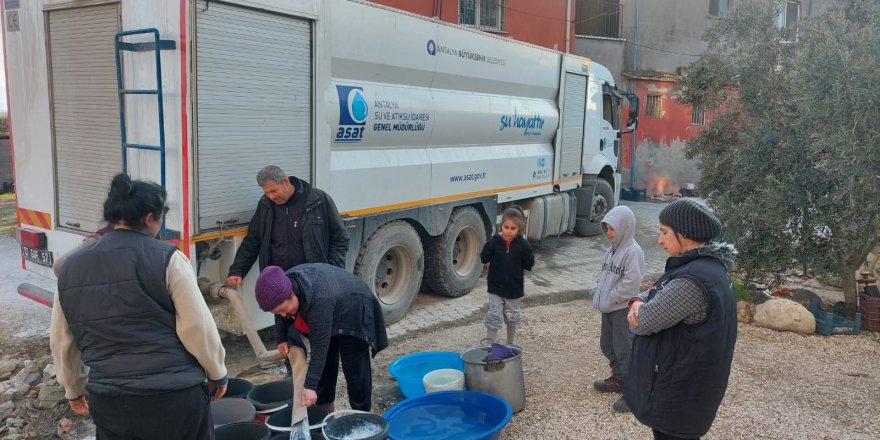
[365,299,880,440]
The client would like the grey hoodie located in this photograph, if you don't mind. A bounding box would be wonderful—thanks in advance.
[592,205,646,313]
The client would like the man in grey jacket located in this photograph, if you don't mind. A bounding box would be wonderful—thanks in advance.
[591,205,645,412]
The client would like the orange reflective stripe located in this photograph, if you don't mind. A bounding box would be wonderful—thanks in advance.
[18,208,52,229]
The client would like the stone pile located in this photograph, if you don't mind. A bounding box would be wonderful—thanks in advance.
[0,353,67,439]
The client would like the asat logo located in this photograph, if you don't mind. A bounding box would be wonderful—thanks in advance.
[537,158,546,168]
[335,85,368,143]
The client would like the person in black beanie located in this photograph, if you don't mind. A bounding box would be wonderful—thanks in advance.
[623,198,738,440]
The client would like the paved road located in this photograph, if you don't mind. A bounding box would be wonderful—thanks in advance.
[385,200,669,340]
[0,237,56,340]
[0,200,671,345]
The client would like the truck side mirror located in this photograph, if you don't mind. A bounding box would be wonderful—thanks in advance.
[625,94,639,131]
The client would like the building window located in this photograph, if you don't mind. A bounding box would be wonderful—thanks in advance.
[778,1,800,37]
[460,0,504,31]
[646,95,662,118]
[710,0,731,17]
[691,105,706,125]
[575,1,621,38]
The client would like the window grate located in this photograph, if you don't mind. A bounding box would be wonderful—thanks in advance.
[646,95,662,118]
[575,1,621,38]
[460,0,504,31]
[691,105,706,125]
[710,0,731,17]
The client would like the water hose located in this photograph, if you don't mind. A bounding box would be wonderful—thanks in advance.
[198,278,283,363]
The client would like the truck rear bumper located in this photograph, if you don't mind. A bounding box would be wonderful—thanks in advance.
[17,283,54,307]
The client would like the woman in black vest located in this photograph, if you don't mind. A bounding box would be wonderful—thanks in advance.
[51,174,228,440]
[623,199,737,440]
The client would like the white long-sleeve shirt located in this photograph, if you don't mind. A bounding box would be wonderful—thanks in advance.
[50,250,227,399]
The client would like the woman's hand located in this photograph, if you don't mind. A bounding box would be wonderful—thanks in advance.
[277,342,289,356]
[68,395,90,417]
[302,388,318,406]
[628,301,643,328]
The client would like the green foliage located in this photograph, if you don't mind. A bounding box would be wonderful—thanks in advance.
[731,277,753,302]
[678,0,880,305]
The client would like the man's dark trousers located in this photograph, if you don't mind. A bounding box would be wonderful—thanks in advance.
[316,335,373,411]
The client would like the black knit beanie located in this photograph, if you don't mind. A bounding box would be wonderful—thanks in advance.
[659,198,721,242]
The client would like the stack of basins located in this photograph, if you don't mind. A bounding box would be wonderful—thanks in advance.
[384,348,518,439]
[212,378,294,440]
[212,378,269,440]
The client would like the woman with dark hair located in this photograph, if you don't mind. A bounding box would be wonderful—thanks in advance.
[624,198,737,440]
[50,174,228,439]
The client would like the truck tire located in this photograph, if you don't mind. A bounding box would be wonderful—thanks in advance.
[424,207,487,298]
[354,221,424,324]
[574,179,613,237]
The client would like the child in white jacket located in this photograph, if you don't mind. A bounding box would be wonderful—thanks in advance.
[591,205,645,412]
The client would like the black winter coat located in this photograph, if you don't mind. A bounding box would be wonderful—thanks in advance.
[624,246,737,438]
[277,263,388,390]
[228,177,349,277]
[480,234,535,299]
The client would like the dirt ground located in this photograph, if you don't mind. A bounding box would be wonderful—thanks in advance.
[362,299,880,440]
[7,279,880,439]
[227,278,880,440]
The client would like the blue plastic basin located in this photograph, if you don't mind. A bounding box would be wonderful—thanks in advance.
[388,352,464,399]
[384,390,512,440]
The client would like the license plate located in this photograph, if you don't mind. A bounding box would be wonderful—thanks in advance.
[22,245,54,267]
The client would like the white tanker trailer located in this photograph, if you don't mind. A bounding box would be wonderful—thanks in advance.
[5,0,636,356]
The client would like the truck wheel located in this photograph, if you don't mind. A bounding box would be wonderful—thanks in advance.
[424,207,487,298]
[574,179,613,237]
[354,221,424,324]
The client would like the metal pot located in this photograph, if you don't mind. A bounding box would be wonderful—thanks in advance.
[460,344,525,413]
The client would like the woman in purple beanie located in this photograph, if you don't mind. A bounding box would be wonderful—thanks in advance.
[255,263,388,413]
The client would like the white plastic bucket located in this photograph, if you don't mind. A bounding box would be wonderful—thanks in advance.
[422,368,465,394]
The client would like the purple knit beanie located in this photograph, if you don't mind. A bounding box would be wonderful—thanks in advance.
[255,266,292,311]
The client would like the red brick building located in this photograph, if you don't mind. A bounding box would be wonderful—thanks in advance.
[374,0,576,52]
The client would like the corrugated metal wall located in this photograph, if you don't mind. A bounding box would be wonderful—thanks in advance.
[48,3,121,232]
[195,1,312,231]
[559,72,586,177]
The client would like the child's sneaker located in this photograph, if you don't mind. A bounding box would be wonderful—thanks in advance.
[593,375,624,393]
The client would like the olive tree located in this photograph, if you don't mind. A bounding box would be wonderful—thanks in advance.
[679,0,880,308]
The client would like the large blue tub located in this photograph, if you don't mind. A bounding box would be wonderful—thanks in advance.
[388,351,463,399]
[383,390,512,440]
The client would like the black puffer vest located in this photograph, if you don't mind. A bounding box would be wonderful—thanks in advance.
[58,229,205,396]
[624,253,737,438]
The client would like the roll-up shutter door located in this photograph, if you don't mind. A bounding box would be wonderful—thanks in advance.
[48,4,121,233]
[195,1,312,231]
[559,73,587,178]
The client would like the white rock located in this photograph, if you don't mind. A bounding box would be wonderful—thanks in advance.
[9,369,27,384]
[0,400,14,419]
[42,364,56,379]
[754,298,816,334]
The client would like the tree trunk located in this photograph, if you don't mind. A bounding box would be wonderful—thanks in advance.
[840,260,861,319]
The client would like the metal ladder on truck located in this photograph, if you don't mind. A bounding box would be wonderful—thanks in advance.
[114,28,178,239]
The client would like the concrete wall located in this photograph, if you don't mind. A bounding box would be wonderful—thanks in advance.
[577,0,846,194]
[373,0,575,52]
[617,78,709,195]
[573,36,626,84]
[618,0,708,75]
[615,0,845,75]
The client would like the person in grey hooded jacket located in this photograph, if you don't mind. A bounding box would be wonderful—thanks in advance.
[591,205,645,412]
